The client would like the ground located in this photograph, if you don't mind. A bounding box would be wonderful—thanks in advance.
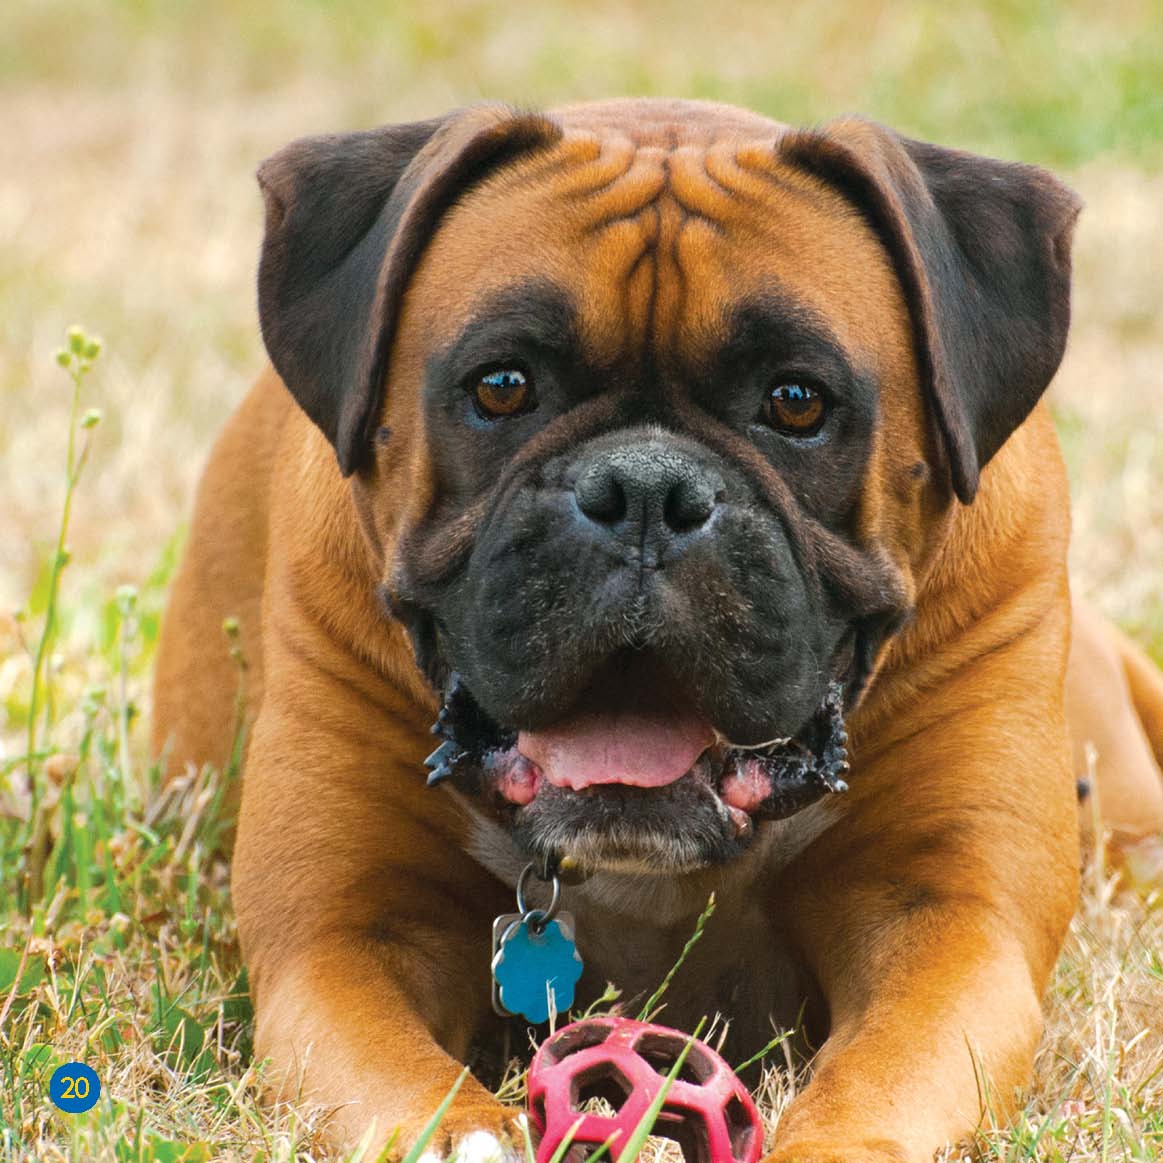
[1,2,1161,1160]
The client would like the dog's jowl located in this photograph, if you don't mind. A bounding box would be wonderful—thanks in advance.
[152,99,1163,1162]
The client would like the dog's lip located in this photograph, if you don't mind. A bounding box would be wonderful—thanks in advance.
[494,739,757,839]
[427,663,851,842]
[494,736,765,827]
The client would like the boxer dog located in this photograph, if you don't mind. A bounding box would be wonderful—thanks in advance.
[152,99,1163,1161]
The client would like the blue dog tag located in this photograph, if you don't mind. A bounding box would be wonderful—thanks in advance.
[491,912,583,1024]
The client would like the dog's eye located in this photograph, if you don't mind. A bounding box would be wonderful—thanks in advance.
[473,369,534,418]
[762,382,826,435]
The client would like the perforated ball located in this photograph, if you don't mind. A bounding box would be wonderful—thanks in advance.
[527,1017,762,1163]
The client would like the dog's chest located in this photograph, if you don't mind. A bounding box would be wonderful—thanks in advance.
[463,805,837,1063]
[566,878,810,1063]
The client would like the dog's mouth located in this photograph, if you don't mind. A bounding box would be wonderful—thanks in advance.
[425,652,851,873]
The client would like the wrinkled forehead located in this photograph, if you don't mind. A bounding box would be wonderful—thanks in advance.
[399,116,915,379]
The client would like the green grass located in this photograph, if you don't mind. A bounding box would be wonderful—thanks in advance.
[2,0,1163,168]
[2,2,1162,1159]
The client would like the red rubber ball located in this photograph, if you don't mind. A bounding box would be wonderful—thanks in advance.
[528,1016,763,1163]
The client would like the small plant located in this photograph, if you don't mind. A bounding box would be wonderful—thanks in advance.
[18,326,103,908]
[637,893,715,1024]
[0,333,254,1160]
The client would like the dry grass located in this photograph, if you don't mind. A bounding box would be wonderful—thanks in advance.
[1,1,1161,1160]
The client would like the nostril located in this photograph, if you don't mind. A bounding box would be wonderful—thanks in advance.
[575,465,628,525]
[663,476,718,533]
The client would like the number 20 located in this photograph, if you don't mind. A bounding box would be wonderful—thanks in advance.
[61,1075,90,1099]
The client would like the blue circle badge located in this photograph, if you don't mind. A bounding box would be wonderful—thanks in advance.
[49,1062,100,1113]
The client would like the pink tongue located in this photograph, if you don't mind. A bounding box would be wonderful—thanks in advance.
[518,710,713,791]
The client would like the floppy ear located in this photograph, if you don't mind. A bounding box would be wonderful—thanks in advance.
[256,105,561,475]
[782,118,1081,503]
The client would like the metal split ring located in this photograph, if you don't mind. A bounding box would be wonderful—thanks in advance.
[515,861,562,930]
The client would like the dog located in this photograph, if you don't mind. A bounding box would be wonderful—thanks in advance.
[152,99,1163,1161]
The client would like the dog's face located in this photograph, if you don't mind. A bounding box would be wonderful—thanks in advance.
[384,115,920,870]
[255,100,1079,873]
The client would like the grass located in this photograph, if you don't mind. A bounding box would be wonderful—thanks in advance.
[1,2,1161,1160]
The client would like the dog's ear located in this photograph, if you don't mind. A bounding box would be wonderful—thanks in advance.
[256,105,561,475]
[782,118,1081,503]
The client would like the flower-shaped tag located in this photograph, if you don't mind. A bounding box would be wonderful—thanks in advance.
[492,915,583,1024]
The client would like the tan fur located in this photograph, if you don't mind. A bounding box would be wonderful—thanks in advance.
[152,100,1163,1161]
[1067,600,1163,847]
[151,369,288,796]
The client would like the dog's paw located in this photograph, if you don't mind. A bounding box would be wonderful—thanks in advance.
[416,1126,525,1163]
[421,1126,526,1163]
[399,1107,528,1163]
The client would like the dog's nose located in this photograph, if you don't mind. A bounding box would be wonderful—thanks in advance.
[573,441,722,563]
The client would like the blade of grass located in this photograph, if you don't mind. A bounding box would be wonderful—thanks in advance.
[542,1115,585,1163]
[637,893,715,1022]
[734,1028,791,1075]
[519,1111,536,1163]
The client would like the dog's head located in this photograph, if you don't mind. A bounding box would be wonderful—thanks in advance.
[255,100,1079,873]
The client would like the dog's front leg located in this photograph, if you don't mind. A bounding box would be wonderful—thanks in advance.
[233,687,518,1159]
[245,942,522,1159]
[769,911,1048,1163]
[768,693,1080,1162]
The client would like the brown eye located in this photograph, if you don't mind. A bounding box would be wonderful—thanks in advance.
[762,382,826,435]
[473,368,533,418]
